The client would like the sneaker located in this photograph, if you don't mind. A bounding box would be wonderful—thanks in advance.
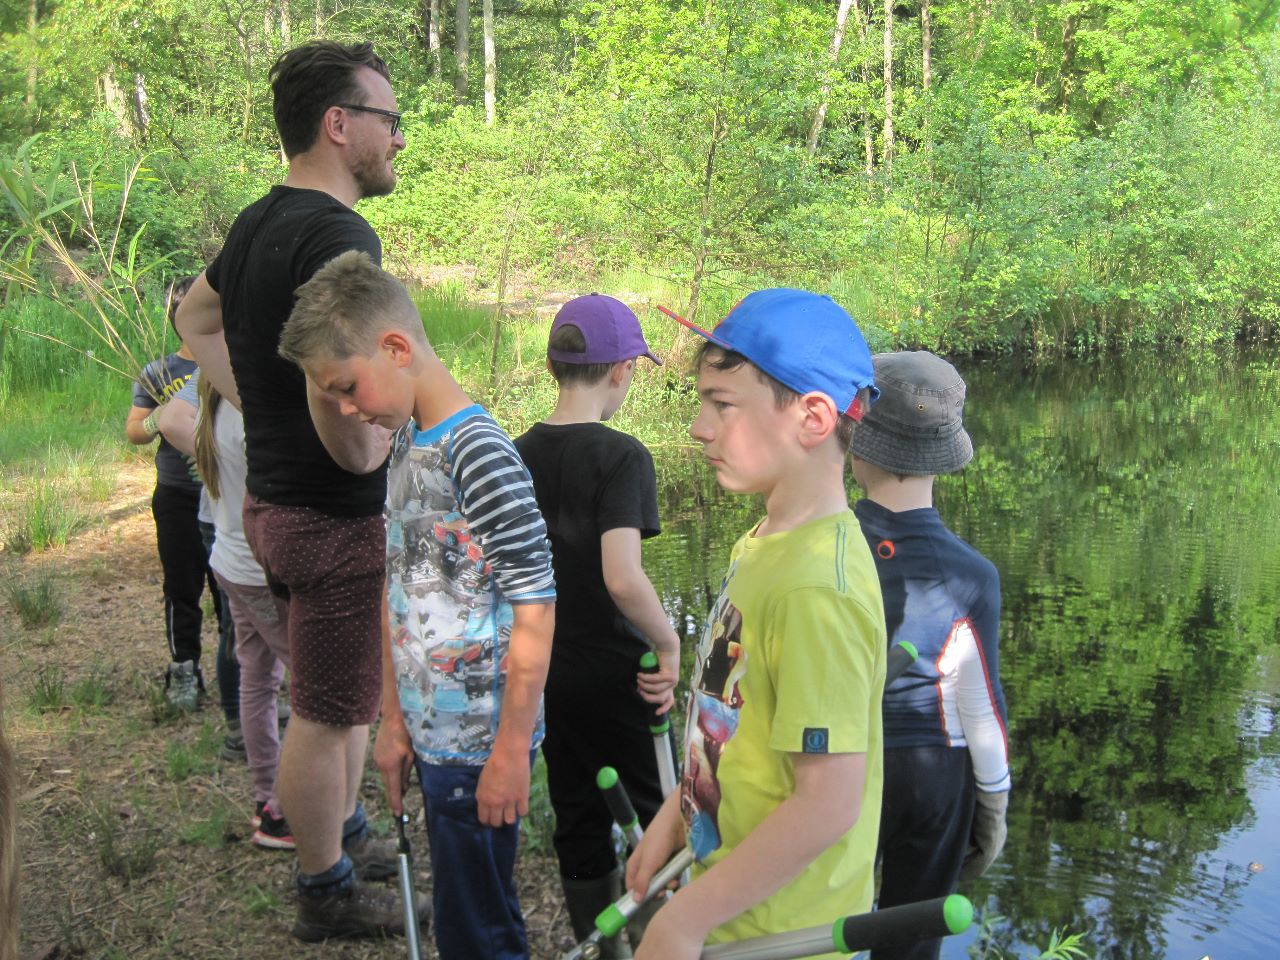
[344,830,398,882]
[165,660,200,713]
[277,695,291,732]
[292,879,432,943]
[221,718,246,762]
[253,804,296,851]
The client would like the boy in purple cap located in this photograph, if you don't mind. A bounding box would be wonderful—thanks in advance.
[514,293,680,957]
[627,289,887,959]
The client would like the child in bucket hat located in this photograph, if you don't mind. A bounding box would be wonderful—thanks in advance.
[515,293,680,957]
[850,351,1011,960]
[628,289,886,959]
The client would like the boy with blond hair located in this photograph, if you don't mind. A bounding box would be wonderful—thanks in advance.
[279,250,556,960]
[514,294,680,956]
[626,289,886,959]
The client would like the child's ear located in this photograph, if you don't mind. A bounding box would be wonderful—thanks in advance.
[610,359,634,385]
[380,330,414,366]
[797,392,839,448]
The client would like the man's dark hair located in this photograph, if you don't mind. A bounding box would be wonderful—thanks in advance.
[695,342,861,452]
[270,41,391,158]
[547,323,613,386]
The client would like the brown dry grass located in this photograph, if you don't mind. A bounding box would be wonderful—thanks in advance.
[2,462,576,960]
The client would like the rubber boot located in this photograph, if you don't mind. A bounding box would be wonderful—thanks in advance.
[562,866,632,959]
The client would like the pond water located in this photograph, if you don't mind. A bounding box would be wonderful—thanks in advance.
[639,346,1280,960]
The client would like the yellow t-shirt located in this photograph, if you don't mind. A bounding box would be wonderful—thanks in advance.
[681,509,886,952]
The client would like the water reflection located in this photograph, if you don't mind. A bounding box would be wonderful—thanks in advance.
[641,347,1280,959]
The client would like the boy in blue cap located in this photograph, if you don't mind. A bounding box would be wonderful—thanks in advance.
[627,289,887,959]
[515,294,681,957]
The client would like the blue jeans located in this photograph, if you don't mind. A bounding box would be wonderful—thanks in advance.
[416,755,534,960]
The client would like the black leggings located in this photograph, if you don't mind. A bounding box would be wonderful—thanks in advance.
[151,483,224,678]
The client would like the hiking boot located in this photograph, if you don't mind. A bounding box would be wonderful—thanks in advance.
[253,804,296,851]
[344,830,398,881]
[165,660,200,712]
[221,718,246,762]
[292,879,432,943]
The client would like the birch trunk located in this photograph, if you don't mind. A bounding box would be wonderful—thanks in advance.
[806,0,854,156]
[482,0,496,123]
[455,0,470,103]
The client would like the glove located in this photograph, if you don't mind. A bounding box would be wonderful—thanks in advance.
[960,789,1008,880]
[142,410,160,438]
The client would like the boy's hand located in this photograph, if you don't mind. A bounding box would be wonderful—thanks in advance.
[625,793,684,900]
[960,789,1009,879]
[636,650,679,715]
[372,714,415,817]
[476,744,530,826]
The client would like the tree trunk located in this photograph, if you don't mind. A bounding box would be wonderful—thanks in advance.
[455,0,470,103]
[921,0,932,91]
[280,0,292,48]
[1058,14,1078,111]
[806,0,854,156]
[482,0,496,123]
[426,0,442,77]
[103,69,134,137]
[314,0,323,35]
[132,71,151,138]
[882,0,893,173]
[859,0,873,174]
[25,0,37,111]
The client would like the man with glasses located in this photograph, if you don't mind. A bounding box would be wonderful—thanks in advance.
[176,41,427,942]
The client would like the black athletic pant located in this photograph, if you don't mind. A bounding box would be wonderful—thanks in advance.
[873,745,976,960]
[542,641,666,881]
[151,482,219,674]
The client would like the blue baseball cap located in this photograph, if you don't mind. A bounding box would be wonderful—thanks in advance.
[660,288,878,419]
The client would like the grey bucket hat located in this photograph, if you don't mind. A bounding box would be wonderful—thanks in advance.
[850,351,973,476]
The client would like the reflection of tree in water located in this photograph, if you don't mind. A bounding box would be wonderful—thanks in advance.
[649,350,1280,959]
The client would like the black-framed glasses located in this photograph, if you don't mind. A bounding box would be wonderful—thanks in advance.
[337,103,402,137]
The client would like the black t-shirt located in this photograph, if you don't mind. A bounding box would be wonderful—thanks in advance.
[133,353,201,491]
[514,421,660,652]
[206,186,388,517]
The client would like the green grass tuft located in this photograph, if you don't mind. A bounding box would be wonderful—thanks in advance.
[5,568,63,628]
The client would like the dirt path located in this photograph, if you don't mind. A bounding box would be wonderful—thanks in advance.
[3,462,576,960]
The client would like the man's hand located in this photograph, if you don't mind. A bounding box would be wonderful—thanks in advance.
[475,744,530,827]
[373,714,416,817]
[960,789,1009,880]
[636,649,679,715]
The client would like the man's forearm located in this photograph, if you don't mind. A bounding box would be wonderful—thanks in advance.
[305,378,392,475]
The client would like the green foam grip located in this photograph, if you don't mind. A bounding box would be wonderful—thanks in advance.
[596,766,619,790]
[595,903,627,939]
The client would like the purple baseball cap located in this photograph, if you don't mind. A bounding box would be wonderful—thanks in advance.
[547,294,662,366]
[659,289,877,420]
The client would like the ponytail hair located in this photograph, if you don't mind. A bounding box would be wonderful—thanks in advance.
[194,376,223,501]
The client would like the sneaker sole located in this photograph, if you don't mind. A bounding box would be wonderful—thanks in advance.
[252,831,296,851]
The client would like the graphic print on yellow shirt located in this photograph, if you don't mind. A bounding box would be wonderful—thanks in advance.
[682,585,745,861]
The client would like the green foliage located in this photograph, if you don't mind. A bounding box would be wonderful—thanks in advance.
[5,567,62,628]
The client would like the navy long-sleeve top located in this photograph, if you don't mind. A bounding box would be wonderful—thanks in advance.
[854,499,1011,793]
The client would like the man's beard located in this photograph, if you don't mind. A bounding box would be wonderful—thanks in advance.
[352,145,396,199]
